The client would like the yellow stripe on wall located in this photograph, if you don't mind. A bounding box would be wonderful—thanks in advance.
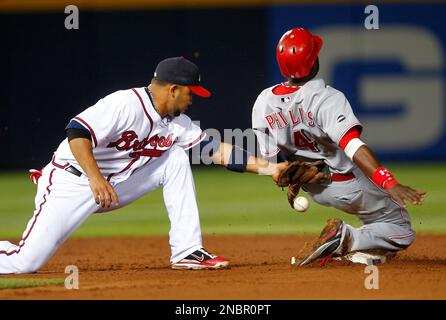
[1,0,274,12]
[0,0,442,13]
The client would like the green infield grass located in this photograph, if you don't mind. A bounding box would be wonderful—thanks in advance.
[0,163,445,238]
[0,278,64,290]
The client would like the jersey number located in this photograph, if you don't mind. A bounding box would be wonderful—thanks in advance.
[293,130,320,152]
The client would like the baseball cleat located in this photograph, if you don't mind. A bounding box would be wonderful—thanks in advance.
[171,248,230,270]
[298,218,348,266]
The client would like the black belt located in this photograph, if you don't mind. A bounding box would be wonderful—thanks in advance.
[65,165,82,177]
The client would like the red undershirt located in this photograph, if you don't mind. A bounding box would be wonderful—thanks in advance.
[339,126,362,150]
[272,83,300,95]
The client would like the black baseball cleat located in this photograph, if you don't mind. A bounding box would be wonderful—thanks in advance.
[171,248,230,270]
[298,218,348,266]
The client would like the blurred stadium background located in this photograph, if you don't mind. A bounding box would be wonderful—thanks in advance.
[0,0,445,238]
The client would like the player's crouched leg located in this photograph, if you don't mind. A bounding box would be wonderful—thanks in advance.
[162,146,203,262]
[15,252,48,274]
[387,224,416,250]
[346,222,416,253]
[0,241,50,274]
[162,146,230,269]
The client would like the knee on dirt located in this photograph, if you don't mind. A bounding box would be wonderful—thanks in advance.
[390,231,416,250]
[14,252,48,274]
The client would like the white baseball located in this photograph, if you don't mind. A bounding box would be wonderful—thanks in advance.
[293,196,309,212]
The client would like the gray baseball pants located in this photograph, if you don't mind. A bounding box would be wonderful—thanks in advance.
[303,166,415,253]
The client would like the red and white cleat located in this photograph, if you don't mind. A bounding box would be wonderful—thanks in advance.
[171,248,230,270]
[299,218,348,266]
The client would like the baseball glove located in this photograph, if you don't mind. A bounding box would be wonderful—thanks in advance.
[287,183,301,208]
[276,160,328,187]
[275,160,329,208]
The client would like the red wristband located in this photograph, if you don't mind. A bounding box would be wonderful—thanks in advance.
[383,178,398,190]
[371,167,398,190]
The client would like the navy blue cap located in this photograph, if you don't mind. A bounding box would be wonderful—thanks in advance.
[154,57,211,98]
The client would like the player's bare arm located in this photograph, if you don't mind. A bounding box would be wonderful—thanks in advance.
[208,141,288,177]
[69,137,119,208]
[351,144,425,207]
[207,142,326,187]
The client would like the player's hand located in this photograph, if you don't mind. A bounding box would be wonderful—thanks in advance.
[388,183,426,208]
[271,161,290,184]
[89,175,120,208]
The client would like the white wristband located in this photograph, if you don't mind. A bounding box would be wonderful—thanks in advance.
[344,138,366,160]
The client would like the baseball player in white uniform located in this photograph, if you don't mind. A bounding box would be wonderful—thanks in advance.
[252,28,426,266]
[0,57,287,274]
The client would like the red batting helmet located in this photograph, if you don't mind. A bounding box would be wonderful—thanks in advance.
[276,28,323,79]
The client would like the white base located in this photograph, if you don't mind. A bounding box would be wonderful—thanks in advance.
[334,252,391,266]
[291,251,394,266]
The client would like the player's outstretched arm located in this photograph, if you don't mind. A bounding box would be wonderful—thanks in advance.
[351,144,425,208]
[209,141,288,177]
[69,138,119,208]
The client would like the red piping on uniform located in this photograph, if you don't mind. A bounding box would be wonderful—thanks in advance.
[129,157,152,177]
[369,177,409,223]
[51,154,69,169]
[107,89,156,182]
[74,116,98,147]
[388,232,415,240]
[181,133,206,149]
[107,158,138,181]
[132,88,153,135]
[0,169,56,256]
[119,159,138,173]
[391,198,409,223]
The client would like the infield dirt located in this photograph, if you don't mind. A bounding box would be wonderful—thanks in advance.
[0,234,445,299]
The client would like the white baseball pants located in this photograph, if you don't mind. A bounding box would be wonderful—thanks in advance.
[0,146,203,274]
